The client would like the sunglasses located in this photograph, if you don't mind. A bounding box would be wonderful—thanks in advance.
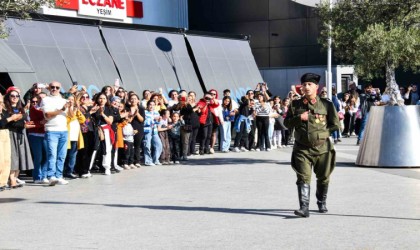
[81,95,89,99]
[50,86,60,90]
[10,94,20,98]
[31,100,38,103]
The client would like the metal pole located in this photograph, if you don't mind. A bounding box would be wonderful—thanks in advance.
[327,0,333,99]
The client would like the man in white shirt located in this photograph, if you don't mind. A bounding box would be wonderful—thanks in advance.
[40,81,69,186]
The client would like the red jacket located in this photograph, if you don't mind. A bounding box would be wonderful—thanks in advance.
[197,98,220,125]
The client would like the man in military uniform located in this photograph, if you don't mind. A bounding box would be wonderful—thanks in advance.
[284,73,340,218]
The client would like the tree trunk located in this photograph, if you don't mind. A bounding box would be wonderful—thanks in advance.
[385,61,404,106]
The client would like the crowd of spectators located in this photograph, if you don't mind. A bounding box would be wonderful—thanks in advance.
[0,80,417,190]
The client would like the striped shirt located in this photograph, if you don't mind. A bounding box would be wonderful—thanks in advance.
[255,102,271,117]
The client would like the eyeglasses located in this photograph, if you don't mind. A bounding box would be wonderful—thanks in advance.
[10,94,20,98]
[31,100,38,104]
[50,86,60,90]
[81,95,89,99]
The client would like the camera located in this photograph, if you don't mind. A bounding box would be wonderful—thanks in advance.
[205,97,211,101]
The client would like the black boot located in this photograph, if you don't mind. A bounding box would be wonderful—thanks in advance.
[316,184,329,213]
[294,183,310,218]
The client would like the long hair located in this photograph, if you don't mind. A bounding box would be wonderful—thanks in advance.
[76,91,88,106]
[222,96,232,110]
[257,93,267,103]
[94,93,110,107]
[4,91,25,114]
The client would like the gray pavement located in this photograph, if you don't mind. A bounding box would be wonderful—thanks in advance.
[0,137,419,249]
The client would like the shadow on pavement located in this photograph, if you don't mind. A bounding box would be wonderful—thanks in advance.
[0,198,26,203]
[37,201,298,219]
[37,201,420,221]
[185,158,281,166]
[276,161,359,168]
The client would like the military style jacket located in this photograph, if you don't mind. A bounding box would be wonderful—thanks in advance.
[284,96,340,155]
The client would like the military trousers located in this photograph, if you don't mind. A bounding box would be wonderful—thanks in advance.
[291,149,336,185]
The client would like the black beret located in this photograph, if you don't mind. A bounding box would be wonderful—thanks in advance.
[301,73,321,84]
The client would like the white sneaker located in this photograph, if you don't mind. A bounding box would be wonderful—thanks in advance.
[129,164,137,169]
[233,147,240,152]
[81,173,92,178]
[240,147,249,152]
[49,177,58,186]
[256,148,260,152]
[135,163,142,168]
[123,164,131,170]
[104,169,111,175]
[250,148,256,151]
[266,148,271,151]
[174,161,180,164]
[115,165,124,171]
[145,163,155,166]
[16,178,26,185]
[209,148,215,154]
[34,178,49,184]
[57,178,69,185]
[155,162,162,166]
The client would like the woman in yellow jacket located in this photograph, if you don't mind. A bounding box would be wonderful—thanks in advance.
[64,94,85,179]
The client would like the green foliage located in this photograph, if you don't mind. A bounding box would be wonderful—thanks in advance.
[317,0,420,80]
[0,0,58,38]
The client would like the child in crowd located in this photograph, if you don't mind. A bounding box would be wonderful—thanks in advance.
[121,115,137,169]
[168,112,184,164]
[158,109,172,165]
[272,96,284,149]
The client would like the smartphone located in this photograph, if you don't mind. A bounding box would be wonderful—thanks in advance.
[72,81,78,86]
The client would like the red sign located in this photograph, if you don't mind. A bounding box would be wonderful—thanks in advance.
[55,0,143,18]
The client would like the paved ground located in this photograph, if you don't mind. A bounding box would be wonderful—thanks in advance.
[1,137,419,249]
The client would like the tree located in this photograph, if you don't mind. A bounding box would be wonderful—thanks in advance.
[0,0,58,38]
[317,0,420,105]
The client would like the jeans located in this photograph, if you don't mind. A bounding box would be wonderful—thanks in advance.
[64,141,78,176]
[169,135,181,161]
[123,141,134,165]
[180,129,191,157]
[220,122,232,151]
[159,131,171,163]
[234,121,249,148]
[28,134,48,181]
[45,131,68,179]
[331,130,340,140]
[358,113,370,141]
[199,124,212,152]
[143,132,163,164]
[256,116,270,150]
[133,132,144,165]
[189,127,199,155]
[75,131,95,175]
